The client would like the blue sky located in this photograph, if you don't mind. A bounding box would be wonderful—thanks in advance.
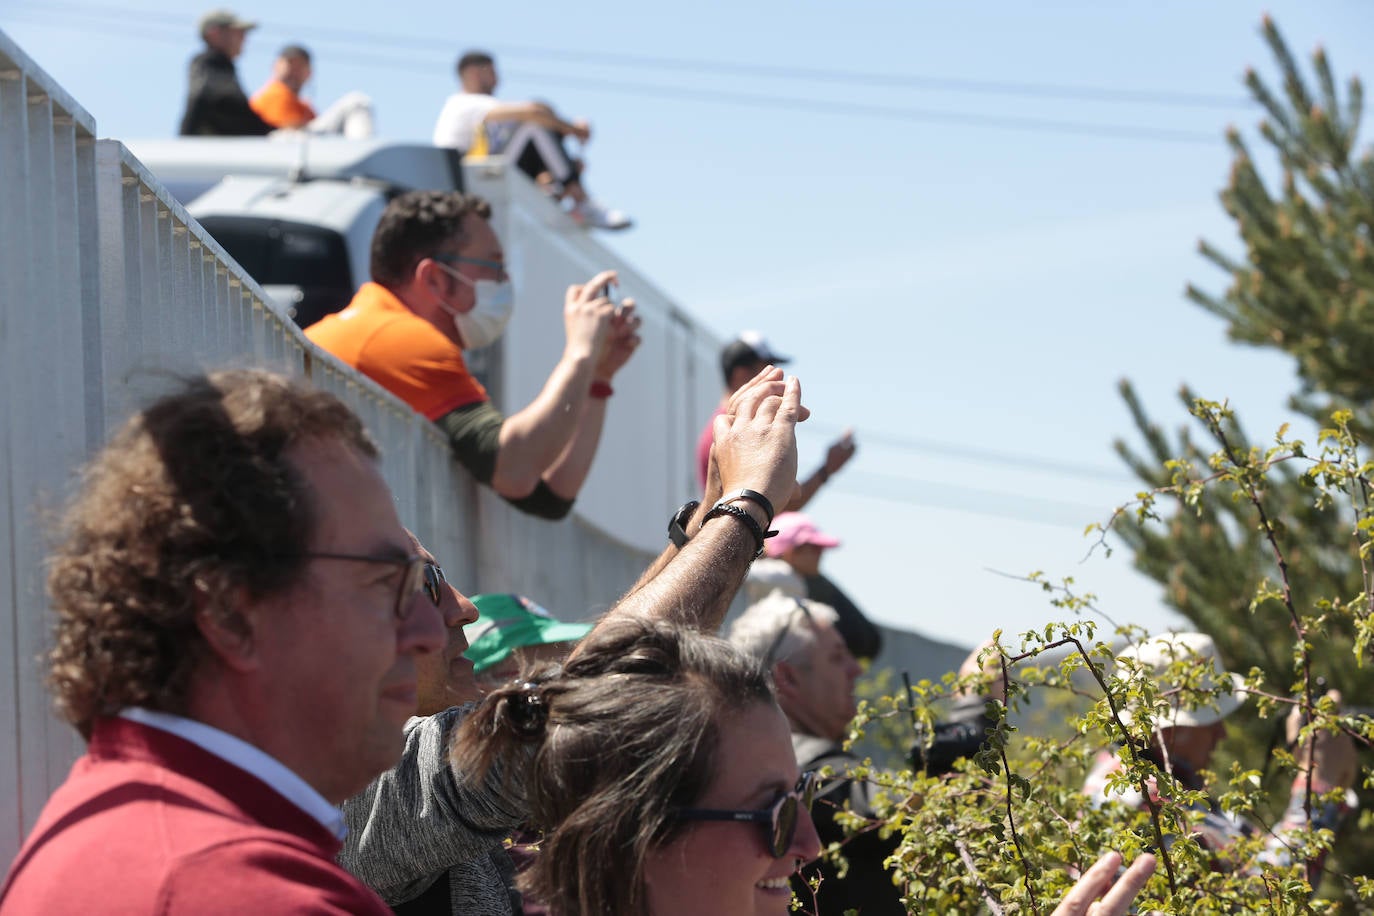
[4,1,1369,648]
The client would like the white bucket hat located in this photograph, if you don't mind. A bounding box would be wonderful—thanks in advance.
[1115,631,1247,728]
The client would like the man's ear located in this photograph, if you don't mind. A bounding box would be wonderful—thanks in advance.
[772,659,803,699]
[194,583,263,673]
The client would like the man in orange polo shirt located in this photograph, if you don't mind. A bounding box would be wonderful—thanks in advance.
[250,44,316,129]
[251,44,374,138]
[305,190,639,519]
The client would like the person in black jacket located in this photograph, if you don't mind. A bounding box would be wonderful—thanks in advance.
[178,8,273,137]
[729,593,996,916]
[762,512,884,661]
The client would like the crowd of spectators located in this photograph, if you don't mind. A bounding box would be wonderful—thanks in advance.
[177,12,627,230]
[179,9,373,139]
[0,366,1159,915]
[0,8,1359,916]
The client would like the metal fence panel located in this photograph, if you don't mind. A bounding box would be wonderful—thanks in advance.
[0,29,98,869]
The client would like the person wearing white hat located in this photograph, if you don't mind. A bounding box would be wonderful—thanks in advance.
[1084,631,1357,887]
[179,8,273,136]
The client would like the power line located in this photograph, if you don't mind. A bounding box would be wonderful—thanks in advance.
[468,71,1220,145]
[11,0,1254,111]
[802,420,1134,483]
[3,10,1222,146]
[831,469,1112,530]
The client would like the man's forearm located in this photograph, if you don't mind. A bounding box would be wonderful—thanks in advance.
[541,396,607,499]
[581,510,759,642]
[486,102,577,136]
[491,352,595,497]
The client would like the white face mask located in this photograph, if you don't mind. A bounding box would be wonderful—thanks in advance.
[433,260,515,350]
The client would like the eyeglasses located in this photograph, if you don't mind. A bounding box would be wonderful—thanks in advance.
[422,561,447,607]
[299,553,444,620]
[674,771,818,858]
[432,253,508,282]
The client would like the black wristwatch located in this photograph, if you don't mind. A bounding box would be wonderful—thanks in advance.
[668,500,700,548]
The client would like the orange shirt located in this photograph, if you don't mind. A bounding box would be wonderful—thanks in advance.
[305,282,489,420]
[249,79,317,129]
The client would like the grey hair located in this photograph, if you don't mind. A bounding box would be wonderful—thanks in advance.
[728,591,839,667]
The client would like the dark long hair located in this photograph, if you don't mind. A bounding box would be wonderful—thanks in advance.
[454,615,775,915]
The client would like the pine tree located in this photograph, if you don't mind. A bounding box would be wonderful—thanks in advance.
[1113,16,1373,900]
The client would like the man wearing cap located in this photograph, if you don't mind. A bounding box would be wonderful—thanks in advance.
[696,331,857,506]
[753,511,882,661]
[1085,632,1357,884]
[179,8,273,136]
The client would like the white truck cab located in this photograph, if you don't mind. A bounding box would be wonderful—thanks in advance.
[125,138,463,325]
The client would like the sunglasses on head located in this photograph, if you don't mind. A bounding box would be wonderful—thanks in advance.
[673,770,817,858]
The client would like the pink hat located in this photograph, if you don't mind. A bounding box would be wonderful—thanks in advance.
[765,512,841,558]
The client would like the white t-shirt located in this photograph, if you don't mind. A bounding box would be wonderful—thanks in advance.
[432,92,501,151]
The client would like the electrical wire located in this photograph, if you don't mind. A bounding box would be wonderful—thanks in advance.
[801,420,1134,483]
[8,0,1256,111]
[2,9,1222,146]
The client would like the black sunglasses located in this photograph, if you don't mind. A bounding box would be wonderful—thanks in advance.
[674,771,818,858]
[422,562,447,607]
[298,553,446,619]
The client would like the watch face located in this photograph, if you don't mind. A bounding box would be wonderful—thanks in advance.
[669,500,700,547]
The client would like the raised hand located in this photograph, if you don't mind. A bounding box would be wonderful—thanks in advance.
[593,300,641,381]
[1051,851,1157,916]
[824,429,858,476]
[711,366,810,514]
[563,270,618,363]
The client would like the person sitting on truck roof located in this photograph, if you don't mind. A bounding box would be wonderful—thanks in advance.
[250,44,376,139]
[178,8,273,137]
[303,190,640,520]
[432,50,632,231]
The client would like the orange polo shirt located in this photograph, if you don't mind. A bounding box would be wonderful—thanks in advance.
[250,79,317,129]
[304,282,489,420]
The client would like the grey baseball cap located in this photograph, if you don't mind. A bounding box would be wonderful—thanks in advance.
[198,8,258,35]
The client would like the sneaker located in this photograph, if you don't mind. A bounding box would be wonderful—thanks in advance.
[572,199,633,231]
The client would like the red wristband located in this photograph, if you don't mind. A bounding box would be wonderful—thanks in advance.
[590,380,614,399]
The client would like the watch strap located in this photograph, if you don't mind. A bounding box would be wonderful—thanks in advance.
[668,499,700,548]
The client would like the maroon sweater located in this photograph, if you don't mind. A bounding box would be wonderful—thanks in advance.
[1,717,390,914]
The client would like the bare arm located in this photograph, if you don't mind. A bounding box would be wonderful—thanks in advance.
[483,101,588,139]
[577,367,807,642]
[786,429,857,512]
[538,302,641,499]
[621,455,723,599]
[490,271,617,498]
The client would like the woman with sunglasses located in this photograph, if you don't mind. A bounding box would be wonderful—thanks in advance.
[455,616,1153,916]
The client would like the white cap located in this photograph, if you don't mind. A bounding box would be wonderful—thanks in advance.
[1116,631,1246,728]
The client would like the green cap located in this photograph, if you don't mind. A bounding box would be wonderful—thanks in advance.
[465,594,595,673]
